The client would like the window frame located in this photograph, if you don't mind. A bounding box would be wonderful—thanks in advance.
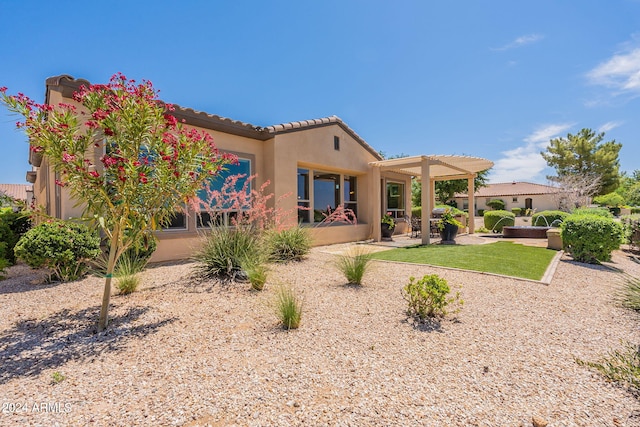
[386,181,406,219]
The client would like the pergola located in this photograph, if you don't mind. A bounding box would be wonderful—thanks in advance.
[369,155,494,245]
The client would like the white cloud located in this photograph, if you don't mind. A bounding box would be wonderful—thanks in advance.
[598,120,623,133]
[493,34,544,51]
[587,47,640,94]
[488,123,574,183]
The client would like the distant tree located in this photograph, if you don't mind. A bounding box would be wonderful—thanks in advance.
[1,74,234,331]
[616,169,640,205]
[541,128,621,195]
[593,192,625,207]
[412,169,490,207]
[550,174,601,211]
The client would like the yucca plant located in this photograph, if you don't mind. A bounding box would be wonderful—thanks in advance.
[577,343,640,394]
[335,247,373,285]
[115,252,144,294]
[245,262,268,291]
[275,285,302,329]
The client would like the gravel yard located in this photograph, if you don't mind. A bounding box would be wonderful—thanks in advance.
[1,244,639,426]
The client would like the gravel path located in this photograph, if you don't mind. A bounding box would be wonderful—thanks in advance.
[0,245,639,426]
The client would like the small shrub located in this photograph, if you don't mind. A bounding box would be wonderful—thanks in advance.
[619,274,640,311]
[571,207,613,218]
[477,209,485,216]
[402,274,462,320]
[15,221,101,282]
[335,247,373,285]
[265,225,312,262]
[275,285,302,329]
[486,199,505,210]
[561,214,623,263]
[475,226,490,233]
[577,343,640,394]
[511,207,522,216]
[193,226,264,281]
[0,254,9,280]
[483,210,515,233]
[621,214,640,246]
[411,206,421,218]
[0,209,31,264]
[115,252,144,294]
[246,262,268,291]
[531,210,569,226]
[51,371,66,385]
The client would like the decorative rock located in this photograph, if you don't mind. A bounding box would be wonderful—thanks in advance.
[532,416,549,427]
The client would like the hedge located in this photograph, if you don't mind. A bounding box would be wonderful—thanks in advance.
[483,210,515,233]
[561,214,623,263]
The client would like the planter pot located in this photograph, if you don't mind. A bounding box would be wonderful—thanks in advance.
[381,223,395,240]
[439,223,458,243]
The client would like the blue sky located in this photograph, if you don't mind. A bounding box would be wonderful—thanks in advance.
[1,0,639,184]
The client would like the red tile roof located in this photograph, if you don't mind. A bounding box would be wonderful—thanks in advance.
[0,184,32,201]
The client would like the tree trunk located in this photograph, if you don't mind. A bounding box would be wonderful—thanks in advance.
[98,223,120,331]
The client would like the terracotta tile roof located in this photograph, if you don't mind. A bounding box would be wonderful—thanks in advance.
[0,184,32,201]
[44,76,383,159]
[455,182,558,198]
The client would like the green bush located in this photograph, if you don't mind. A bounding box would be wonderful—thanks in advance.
[561,214,623,263]
[275,285,302,329]
[246,263,268,291]
[411,207,421,218]
[531,210,570,226]
[511,207,522,216]
[264,225,312,262]
[621,214,640,246]
[477,209,485,216]
[402,274,462,320]
[486,199,506,210]
[483,210,515,233]
[571,207,613,218]
[335,247,373,285]
[193,226,264,281]
[632,207,640,214]
[0,209,31,264]
[593,192,625,207]
[14,220,101,282]
[0,252,9,280]
[115,252,143,294]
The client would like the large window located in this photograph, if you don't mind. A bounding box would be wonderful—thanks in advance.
[197,158,251,228]
[297,168,357,224]
[386,182,405,218]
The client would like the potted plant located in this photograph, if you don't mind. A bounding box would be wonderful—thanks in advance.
[437,209,463,243]
[381,212,396,240]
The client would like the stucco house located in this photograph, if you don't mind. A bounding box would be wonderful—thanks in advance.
[0,183,33,208]
[26,75,491,261]
[452,181,559,215]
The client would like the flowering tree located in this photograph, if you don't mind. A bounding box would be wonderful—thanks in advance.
[1,74,234,330]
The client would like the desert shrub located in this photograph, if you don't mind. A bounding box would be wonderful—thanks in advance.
[335,247,373,285]
[193,226,264,281]
[0,252,9,280]
[275,285,302,329]
[486,199,505,210]
[483,210,515,233]
[621,215,640,246]
[115,252,143,294]
[402,274,462,320]
[561,214,623,263]
[245,262,268,291]
[0,209,31,264]
[14,220,101,282]
[571,207,613,218]
[593,192,625,208]
[531,210,569,226]
[511,207,522,216]
[264,225,312,262]
[577,343,640,394]
[632,207,640,214]
[619,274,640,311]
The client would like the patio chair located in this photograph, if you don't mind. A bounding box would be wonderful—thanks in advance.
[407,215,421,238]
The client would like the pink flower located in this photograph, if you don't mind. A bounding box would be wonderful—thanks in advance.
[100,155,118,167]
[164,114,177,127]
[54,179,66,187]
[61,152,76,163]
[88,171,100,178]
[0,86,7,93]
[92,109,109,121]
[104,128,114,136]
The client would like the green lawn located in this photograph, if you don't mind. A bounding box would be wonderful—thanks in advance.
[370,241,557,280]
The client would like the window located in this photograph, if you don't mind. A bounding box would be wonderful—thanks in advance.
[334,136,340,151]
[197,158,251,228]
[297,168,310,223]
[165,209,187,230]
[386,182,405,218]
[512,197,518,202]
[344,175,357,219]
[314,172,340,222]
[297,168,357,223]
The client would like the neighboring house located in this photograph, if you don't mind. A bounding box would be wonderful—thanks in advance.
[27,75,491,261]
[0,183,33,209]
[453,181,559,215]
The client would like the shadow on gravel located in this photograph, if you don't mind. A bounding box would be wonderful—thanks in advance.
[0,305,176,384]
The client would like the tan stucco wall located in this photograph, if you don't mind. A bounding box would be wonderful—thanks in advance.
[456,193,559,214]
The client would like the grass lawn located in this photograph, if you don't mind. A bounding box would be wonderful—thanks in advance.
[370,241,557,280]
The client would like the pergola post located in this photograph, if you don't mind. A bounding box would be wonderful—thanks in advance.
[468,174,475,234]
[372,164,381,242]
[421,157,431,245]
